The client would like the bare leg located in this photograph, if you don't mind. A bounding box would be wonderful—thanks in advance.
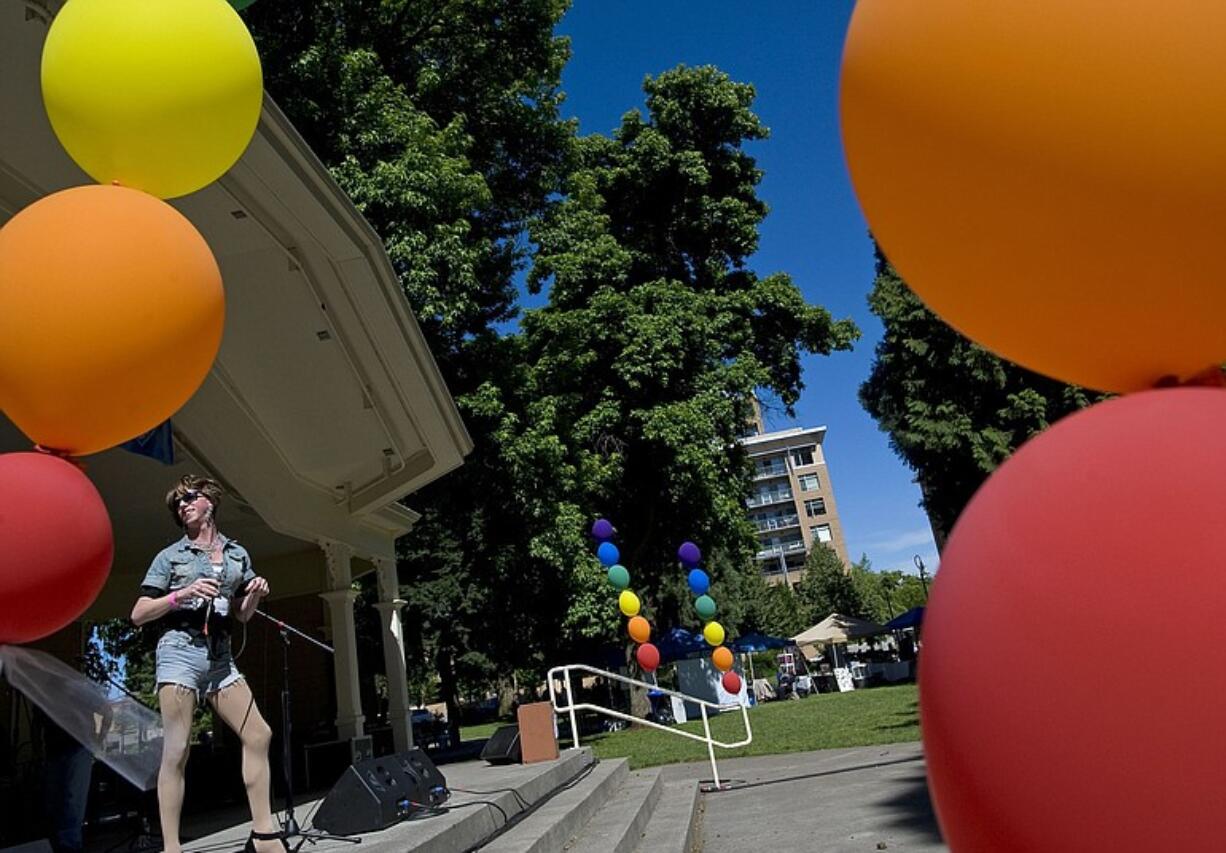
[157,684,197,853]
[209,679,279,848]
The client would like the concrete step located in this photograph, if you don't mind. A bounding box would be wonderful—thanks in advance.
[564,768,664,853]
[482,758,630,853]
[634,780,702,853]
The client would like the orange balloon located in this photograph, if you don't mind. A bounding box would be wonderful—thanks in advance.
[711,646,733,672]
[0,185,223,454]
[627,615,651,644]
[841,1,1226,393]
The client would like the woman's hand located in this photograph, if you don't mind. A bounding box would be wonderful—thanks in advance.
[181,577,220,601]
[236,576,269,623]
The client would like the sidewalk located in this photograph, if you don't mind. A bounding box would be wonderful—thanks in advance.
[660,741,946,852]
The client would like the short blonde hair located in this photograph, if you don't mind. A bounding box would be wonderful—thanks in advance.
[165,475,223,528]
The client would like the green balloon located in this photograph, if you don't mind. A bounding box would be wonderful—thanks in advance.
[607,564,630,590]
[694,594,716,619]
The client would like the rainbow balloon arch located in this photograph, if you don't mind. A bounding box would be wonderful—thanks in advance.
[591,520,742,697]
[0,0,264,644]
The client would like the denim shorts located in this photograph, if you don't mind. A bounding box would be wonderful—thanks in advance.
[155,630,243,700]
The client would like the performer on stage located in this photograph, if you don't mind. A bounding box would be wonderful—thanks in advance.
[130,475,286,853]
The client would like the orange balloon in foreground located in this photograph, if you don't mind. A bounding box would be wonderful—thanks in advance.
[0,185,223,454]
[841,1,1226,392]
[922,389,1226,851]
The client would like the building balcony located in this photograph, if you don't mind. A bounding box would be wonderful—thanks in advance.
[753,514,800,532]
[752,464,789,480]
[746,491,794,508]
[755,540,807,559]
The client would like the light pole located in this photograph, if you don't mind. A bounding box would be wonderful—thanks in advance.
[914,554,930,599]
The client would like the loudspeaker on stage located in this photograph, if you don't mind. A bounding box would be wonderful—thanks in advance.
[312,747,448,835]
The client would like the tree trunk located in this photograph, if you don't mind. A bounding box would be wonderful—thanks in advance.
[496,676,517,718]
[627,646,651,718]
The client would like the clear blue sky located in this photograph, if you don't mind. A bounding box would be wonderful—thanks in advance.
[556,0,939,578]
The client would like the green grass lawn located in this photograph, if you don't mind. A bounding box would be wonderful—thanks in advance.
[459,720,506,741]
[579,683,920,769]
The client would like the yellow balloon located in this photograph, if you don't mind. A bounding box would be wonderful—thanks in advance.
[703,622,725,648]
[42,0,263,199]
[618,591,641,617]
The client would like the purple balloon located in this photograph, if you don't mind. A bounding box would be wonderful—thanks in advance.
[591,518,615,541]
[677,541,702,567]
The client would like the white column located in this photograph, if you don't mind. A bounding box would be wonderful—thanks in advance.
[319,541,365,741]
[372,555,413,752]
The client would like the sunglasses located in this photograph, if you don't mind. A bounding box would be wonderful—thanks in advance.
[177,490,204,507]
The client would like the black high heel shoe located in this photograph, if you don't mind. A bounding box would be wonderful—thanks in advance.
[243,829,290,853]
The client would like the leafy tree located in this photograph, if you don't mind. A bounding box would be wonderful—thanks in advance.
[859,248,1100,543]
[795,544,867,624]
[739,573,806,638]
[244,1,576,739]
[504,65,859,650]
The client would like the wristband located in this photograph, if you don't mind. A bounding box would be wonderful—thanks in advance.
[169,590,179,608]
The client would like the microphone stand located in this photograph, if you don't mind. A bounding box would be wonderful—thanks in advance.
[252,609,361,849]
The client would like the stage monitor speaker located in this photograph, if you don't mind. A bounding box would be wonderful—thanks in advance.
[312,747,449,835]
[480,724,522,765]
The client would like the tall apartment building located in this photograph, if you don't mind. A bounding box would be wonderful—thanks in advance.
[740,403,850,587]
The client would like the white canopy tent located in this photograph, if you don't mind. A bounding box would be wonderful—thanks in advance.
[792,613,886,645]
[792,613,886,671]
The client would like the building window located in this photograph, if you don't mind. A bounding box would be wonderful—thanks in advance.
[798,473,820,492]
[790,445,816,467]
[804,498,827,517]
[812,524,833,543]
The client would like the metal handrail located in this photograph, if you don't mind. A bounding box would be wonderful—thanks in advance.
[547,663,752,790]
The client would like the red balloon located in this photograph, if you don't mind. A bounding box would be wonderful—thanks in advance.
[0,453,113,643]
[721,671,742,695]
[922,389,1226,851]
[636,642,660,673]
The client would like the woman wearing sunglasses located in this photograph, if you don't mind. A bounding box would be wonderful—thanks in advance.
[130,475,285,853]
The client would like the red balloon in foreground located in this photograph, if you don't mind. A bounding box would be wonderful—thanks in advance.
[0,453,113,643]
[721,671,742,695]
[922,389,1226,852]
[636,642,660,673]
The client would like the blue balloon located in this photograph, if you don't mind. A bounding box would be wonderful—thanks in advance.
[687,568,710,596]
[597,541,620,567]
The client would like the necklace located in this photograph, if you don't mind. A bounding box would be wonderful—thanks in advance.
[191,529,221,554]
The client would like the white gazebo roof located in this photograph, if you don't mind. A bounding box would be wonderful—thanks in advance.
[0,2,472,617]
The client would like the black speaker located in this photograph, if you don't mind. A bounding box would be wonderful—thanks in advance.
[480,724,522,764]
[312,747,449,835]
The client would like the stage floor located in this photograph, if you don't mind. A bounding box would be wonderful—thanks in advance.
[179,748,595,853]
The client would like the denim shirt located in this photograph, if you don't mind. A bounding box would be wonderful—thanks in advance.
[140,535,256,634]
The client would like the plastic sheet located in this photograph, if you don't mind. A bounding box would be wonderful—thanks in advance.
[0,644,162,791]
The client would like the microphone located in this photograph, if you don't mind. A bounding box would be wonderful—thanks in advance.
[203,562,225,636]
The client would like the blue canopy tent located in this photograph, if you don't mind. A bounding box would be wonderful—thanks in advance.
[729,632,789,653]
[884,606,925,631]
[655,627,707,663]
